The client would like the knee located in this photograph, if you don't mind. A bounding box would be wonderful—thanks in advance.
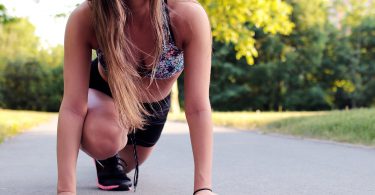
[82,121,127,160]
[91,138,122,160]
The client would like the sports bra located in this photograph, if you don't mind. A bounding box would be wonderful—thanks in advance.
[96,0,184,80]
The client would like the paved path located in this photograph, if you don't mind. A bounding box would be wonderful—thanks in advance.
[0,117,375,195]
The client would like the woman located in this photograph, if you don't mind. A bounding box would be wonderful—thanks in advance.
[57,0,215,195]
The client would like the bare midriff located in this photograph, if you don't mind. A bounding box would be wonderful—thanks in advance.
[98,61,181,103]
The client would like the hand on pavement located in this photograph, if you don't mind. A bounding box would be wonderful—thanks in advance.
[58,192,75,195]
[195,190,219,195]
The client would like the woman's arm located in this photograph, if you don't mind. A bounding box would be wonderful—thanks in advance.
[180,3,214,194]
[57,3,93,194]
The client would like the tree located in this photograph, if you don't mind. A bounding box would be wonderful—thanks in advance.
[0,5,64,110]
[191,0,375,111]
[0,4,11,24]
[330,0,375,107]
[200,0,295,65]
[0,18,40,68]
[37,45,64,68]
[172,0,295,112]
[0,59,64,111]
[332,0,375,30]
[349,16,375,107]
[240,0,333,111]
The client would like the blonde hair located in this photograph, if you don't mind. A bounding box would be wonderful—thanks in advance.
[88,0,165,131]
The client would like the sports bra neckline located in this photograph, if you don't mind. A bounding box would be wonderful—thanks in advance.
[96,0,184,80]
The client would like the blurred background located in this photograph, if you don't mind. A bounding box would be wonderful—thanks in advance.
[0,0,374,145]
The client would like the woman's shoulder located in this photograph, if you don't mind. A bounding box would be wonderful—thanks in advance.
[65,1,97,49]
[167,0,210,46]
[67,1,93,30]
[168,0,206,16]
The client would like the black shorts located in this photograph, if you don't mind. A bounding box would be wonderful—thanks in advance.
[89,58,171,147]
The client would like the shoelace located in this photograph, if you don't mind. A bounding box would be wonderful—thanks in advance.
[130,128,139,192]
[95,154,128,171]
[117,156,128,170]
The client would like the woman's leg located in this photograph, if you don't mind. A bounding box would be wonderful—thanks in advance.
[81,88,155,171]
[118,145,155,173]
[80,88,126,160]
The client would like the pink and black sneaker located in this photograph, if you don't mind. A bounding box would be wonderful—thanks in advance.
[95,154,132,191]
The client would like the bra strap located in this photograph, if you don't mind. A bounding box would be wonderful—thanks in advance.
[163,0,176,44]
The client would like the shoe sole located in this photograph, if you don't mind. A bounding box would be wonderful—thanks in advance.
[97,183,132,191]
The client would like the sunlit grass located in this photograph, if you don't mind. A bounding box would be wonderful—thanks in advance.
[0,109,55,143]
[168,108,375,146]
[167,111,325,129]
[265,108,375,146]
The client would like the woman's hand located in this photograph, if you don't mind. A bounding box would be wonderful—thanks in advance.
[58,192,75,195]
[195,190,218,195]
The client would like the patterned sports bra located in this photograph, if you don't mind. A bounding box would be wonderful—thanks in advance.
[96,0,184,80]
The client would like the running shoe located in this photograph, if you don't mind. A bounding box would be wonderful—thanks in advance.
[95,154,132,191]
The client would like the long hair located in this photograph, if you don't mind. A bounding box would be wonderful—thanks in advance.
[88,0,165,131]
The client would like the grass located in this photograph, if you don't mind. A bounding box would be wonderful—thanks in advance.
[168,108,375,146]
[265,108,375,146]
[0,109,55,144]
[167,111,325,129]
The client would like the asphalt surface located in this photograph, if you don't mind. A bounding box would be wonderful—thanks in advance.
[0,117,375,195]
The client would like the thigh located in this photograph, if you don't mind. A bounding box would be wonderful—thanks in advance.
[81,88,127,158]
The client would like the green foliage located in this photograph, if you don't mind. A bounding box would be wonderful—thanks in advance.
[347,16,375,107]
[0,3,12,24]
[0,59,63,111]
[37,45,64,68]
[1,60,47,110]
[200,0,294,64]
[333,0,375,29]
[209,42,252,111]
[0,18,40,68]
[193,0,375,111]
[0,4,6,23]
[0,7,64,111]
